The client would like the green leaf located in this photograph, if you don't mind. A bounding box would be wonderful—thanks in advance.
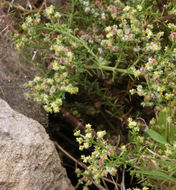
[158,110,167,126]
[146,129,168,145]
[135,169,176,184]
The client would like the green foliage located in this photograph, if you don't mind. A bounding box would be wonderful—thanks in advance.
[146,129,168,145]
[12,0,176,189]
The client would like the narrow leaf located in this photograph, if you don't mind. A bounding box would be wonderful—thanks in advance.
[135,169,176,183]
[146,129,168,145]
[158,111,167,126]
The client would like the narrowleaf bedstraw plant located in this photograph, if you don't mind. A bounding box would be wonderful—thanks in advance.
[11,0,176,189]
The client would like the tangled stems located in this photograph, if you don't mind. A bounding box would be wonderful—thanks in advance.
[13,1,176,188]
[28,24,133,75]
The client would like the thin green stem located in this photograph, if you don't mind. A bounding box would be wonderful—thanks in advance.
[31,24,135,75]
[84,64,133,75]
[68,0,76,27]
[39,25,100,64]
[113,54,122,81]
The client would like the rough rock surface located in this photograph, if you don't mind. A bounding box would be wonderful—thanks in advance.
[0,98,74,190]
[0,12,48,126]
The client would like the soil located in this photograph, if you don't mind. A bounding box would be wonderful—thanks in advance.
[0,16,47,126]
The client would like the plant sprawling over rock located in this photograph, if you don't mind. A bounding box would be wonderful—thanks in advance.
[11,0,176,189]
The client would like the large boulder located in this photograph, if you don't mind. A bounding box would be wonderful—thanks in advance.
[0,98,74,190]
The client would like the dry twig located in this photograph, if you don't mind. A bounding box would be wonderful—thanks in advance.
[54,141,121,189]
[144,14,175,29]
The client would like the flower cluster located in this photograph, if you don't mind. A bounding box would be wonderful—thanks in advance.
[131,53,176,107]
[25,71,78,112]
[79,0,107,20]
[15,6,79,112]
[128,118,139,132]
[74,124,121,187]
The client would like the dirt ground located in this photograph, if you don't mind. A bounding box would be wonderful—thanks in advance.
[0,14,48,126]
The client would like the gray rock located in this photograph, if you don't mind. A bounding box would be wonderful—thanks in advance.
[0,98,74,190]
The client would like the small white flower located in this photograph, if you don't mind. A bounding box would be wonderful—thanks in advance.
[91,8,95,14]
[85,133,92,139]
[121,145,126,151]
[101,13,106,20]
[97,130,106,138]
[98,48,103,54]
[137,5,142,11]
[85,7,90,13]
[123,6,131,12]
[105,26,111,32]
